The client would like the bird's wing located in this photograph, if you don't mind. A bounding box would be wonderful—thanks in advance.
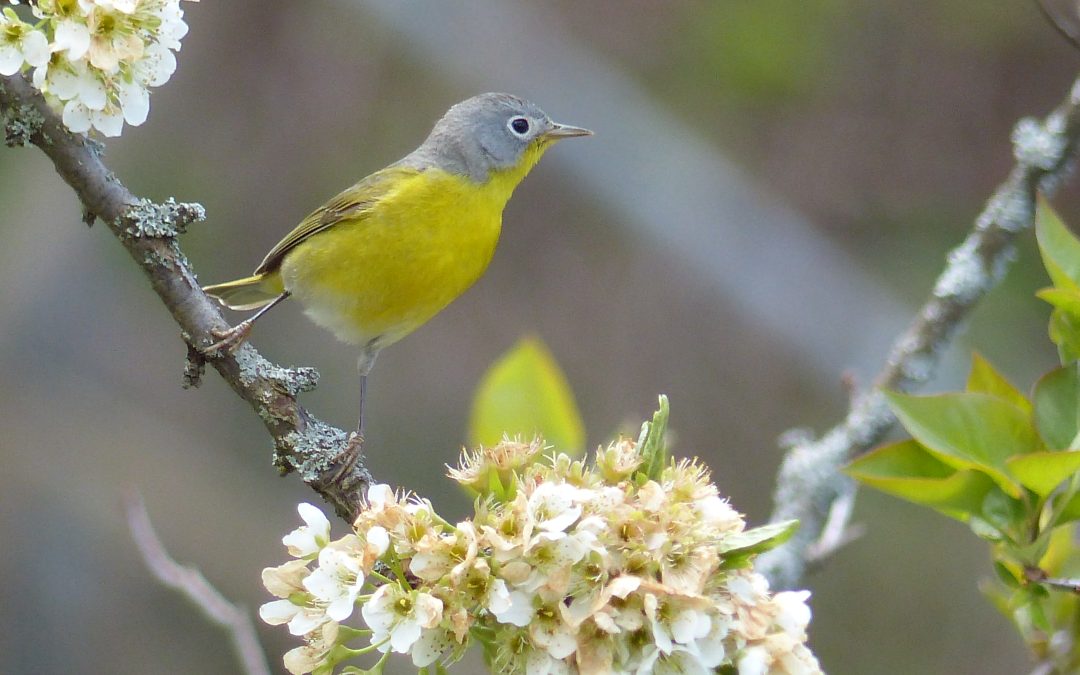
[254,164,421,275]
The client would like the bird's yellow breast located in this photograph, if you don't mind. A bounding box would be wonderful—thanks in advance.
[278,159,537,349]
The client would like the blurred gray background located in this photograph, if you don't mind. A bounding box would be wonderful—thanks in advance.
[2,1,1077,673]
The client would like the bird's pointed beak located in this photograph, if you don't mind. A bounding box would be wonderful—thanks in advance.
[545,122,593,139]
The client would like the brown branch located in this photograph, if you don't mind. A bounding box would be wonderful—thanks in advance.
[124,492,271,675]
[0,72,372,522]
[758,72,1080,589]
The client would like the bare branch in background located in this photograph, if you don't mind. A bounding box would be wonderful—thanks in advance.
[0,72,373,523]
[759,73,1080,589]
[124,492,270,675]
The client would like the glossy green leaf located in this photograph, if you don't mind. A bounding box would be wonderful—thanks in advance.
[718,519,799,557]
[1034,363,1080,449]
[1056,491,1080,525]
[1036,197,1080,292]
[845,440,998,520]
[468,337,585,453]
[1048,308,1080,363]
[1037,287,1080,316]
[884,391,1038,496]
[993,560,1022,589]
[966,352,1031,415]
[1006,451,1080,497]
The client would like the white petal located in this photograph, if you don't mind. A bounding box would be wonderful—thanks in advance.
[19,31,50,68]
[287,609,326,636]
[773,591,812,637]
[737,646,770,675]
[78,74,107,111]
[367,483,394,507]
[259,599,300,626]
[48,67,82,100]
[361,585,397,633]
[62,100,92,133]
[90,107,124,137]
[389,618,422,654]
[54,20,91,60]
[366,526,390,556]
[302,567,339,601]
[325,593,356,622]
[0,45,22,76]
[119,81,149,125]
[136,42,175,87]
[410,628,451,668]
[486,579,512,614]
[493,590,535,627]
[670,608,711,645]
[298,503,330,531]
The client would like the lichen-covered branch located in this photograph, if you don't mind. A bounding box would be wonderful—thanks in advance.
[0,72,372,522]
[759,74,1080,590]
[125,492,271,675]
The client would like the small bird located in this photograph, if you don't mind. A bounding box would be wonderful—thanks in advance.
[202,93,591,442]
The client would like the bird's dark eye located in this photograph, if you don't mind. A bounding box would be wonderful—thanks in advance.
[510,117,530,135]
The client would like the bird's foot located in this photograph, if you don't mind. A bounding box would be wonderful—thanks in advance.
[330,432,365,485]
[204,320,253,356]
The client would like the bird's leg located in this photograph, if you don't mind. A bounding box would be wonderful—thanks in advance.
[357,373,367,438]
[330,373,367,484]
[204,291,291,355]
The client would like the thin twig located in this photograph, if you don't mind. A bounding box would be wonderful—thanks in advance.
[0,72,373,522]
[124,492,271,675]
[759,72,1080,589]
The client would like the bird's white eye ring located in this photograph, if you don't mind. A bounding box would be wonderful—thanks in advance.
[509,116,530,136]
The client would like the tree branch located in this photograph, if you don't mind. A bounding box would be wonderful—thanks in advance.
[124,492,271,675]
[759,73,1080,589]
[0,72,372,522]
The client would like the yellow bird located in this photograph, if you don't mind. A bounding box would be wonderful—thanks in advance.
[202,93,591,439]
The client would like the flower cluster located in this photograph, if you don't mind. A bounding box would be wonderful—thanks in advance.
[0,0,195,136]
[261,429,822,674]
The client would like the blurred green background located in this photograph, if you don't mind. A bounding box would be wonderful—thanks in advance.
[2,1,1078,672]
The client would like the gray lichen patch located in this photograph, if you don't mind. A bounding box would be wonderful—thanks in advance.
[233,346,320,397]
[3,103,44,147]
[122,197,206,238]
[276,421,350,481]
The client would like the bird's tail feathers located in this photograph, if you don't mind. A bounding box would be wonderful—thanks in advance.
[202,273,284,311]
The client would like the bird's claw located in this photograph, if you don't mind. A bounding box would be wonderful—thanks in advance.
[329,432,365,484]
[204,320,253,356]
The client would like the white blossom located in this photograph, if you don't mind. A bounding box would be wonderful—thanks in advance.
[0,11,50,75]
[361,584,444,656]
[282,503,331,558]
[302,544,365,622]
[12,0,193,135]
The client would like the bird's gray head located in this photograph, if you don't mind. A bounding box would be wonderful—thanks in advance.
[405,93,591,182]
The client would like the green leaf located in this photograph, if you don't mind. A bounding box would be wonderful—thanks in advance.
[1006,451,1080,497]
[719,519,799,557]
[846,440,998,520]
[636,395,670,482]
[1049,308,1080,363]
[1056,491,1080,525]
[969,515,1006,542]
[966,352,1031,415]
[1034,363,1080,449]
[1037,287,1080,316]
[1036,196,1080,292]
[980,489,1025,543]
[468,337,585,453]
[884,391,1039,497]
[993,560,1022,589]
